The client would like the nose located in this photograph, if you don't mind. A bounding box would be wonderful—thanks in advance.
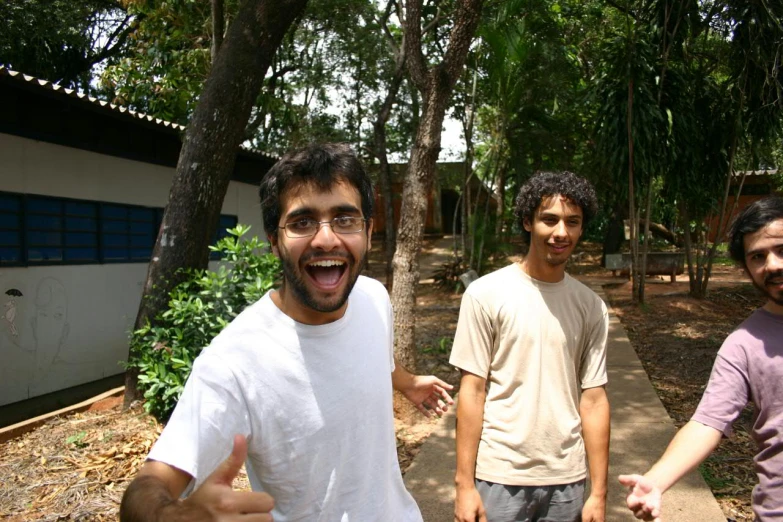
[310,221,340,250]
[767,251,783,271]
[552,220,568,238]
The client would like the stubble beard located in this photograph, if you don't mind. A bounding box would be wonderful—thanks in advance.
[752,269,783,307]
[280,249,368,313]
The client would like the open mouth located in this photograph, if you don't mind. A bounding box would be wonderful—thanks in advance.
[305,259,348,289]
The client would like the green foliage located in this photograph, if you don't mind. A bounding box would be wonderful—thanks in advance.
[422,337,453,355]
[66,431,88,448]
[0,0,133,90]
[127,225,281,421]
[432,256,469,292]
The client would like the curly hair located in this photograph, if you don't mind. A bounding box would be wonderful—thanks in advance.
[728,196,783,266]
[514,171,599,242]
[258,143,374,238]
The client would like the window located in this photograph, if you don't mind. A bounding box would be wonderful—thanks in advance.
[0,193,22,265]
[0,190,238,267]
[210,214,239,259]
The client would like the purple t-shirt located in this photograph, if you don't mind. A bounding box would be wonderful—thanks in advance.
[692,308,783,521]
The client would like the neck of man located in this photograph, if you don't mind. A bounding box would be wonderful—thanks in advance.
[763,299,783,317]
[519,251,567,283]
[270,282,347,326]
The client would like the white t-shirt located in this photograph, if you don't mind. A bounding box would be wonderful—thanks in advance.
[450,264,608,486]
[148,276,422,522]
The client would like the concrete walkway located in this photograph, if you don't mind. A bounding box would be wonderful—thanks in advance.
[403,279,727,521]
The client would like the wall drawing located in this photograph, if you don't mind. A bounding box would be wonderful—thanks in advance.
[30,277,70,384]
[3,288,22,337]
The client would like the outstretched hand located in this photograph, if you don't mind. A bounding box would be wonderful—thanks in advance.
[179,434,275,521]
[402,375,455,418]
[618,474,663,522]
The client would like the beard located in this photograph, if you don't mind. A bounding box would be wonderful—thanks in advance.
[752,269,783,307]
[279,249,368,313]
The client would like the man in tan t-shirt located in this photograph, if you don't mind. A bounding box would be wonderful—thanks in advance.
[451,171,610,522]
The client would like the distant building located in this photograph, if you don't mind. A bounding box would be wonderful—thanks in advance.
[0,67,275,421]
[371,162,499,236]
[707,169,781,242]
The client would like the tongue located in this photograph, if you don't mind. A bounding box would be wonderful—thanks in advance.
[310,265,343,286]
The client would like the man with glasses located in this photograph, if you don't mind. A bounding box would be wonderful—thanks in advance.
[120,143,453,522]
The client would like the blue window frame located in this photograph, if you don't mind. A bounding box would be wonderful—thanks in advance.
[0,190,238,267]
[0,193,22,265]
[210,214,239,259]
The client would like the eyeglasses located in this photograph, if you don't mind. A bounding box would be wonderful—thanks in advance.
[279,216,367,238]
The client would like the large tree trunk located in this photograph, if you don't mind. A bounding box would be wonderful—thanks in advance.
[371,10,406,289]
[391,0,483,376]
[124,0,309,407]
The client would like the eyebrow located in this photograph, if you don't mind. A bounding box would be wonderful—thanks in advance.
[538,211,582,220]
[284,204,362,220]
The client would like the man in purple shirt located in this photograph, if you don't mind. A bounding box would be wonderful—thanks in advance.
[619,196,783,522]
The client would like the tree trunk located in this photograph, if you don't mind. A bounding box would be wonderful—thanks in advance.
[638,180,654,302]
[211,0,225,62]
[391,0,483,374]
[627,78,639,300]
[124,0,309,408]
[371,31,406,290]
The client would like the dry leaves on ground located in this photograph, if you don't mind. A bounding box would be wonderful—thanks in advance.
[0,402,159,521]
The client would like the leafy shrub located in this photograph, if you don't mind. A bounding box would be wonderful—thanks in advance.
[432,256,468,292]
[127,225,281,420]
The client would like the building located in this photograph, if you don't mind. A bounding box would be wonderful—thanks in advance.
[707,169,781,242]
[0,67,275,423]
[371,161,499,236]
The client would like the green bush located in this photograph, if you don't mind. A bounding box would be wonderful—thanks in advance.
[128,224,281,420]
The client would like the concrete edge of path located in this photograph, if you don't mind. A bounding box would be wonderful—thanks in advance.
[0,386,125,444]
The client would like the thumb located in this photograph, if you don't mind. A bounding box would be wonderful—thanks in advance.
[208,434,248,486]
[618,474,643,488]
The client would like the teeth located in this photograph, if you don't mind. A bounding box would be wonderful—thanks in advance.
[309,260,345,267]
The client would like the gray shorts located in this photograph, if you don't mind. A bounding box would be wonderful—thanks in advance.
[476,478,585,522]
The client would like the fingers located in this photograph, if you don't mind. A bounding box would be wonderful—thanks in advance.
[208,434,248,486]
[223,490,275,515]
[433,381,455,404]
[618,474,643,487]
[417,403,432,418]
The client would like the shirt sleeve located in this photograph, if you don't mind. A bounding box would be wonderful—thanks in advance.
[580,300,609,389]
[449,291,493,378]
[691,337,751,437]
[146,351,251,494]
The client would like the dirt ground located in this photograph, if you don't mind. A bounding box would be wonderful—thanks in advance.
[0,239,762,521]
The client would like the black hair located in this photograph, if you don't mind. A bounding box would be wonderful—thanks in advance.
[258,143,374,237]
[728,196,783,265]
[513,171,599,242]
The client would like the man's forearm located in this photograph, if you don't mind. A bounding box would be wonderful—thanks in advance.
[120,475,177,522]
[391,356,415,393]
[645,420,722,492]
[455,383,485,487]
[581,389,610,497]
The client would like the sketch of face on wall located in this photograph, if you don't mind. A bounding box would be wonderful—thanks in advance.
[31,277,69,381]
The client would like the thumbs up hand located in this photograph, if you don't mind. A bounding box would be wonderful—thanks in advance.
[174,434,275,521]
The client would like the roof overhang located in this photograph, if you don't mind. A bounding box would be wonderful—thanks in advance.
[0,67,277,185]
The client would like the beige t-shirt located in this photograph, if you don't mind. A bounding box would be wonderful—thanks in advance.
[450,263,608,486]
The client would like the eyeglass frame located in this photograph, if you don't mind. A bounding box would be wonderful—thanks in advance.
[277,216,369,238]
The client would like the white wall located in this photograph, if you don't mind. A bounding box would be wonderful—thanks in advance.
[0,133,267,406]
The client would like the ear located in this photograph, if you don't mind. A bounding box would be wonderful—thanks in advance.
[366,218,374,250]
[523,217,532,232]
[267,233,280,258]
